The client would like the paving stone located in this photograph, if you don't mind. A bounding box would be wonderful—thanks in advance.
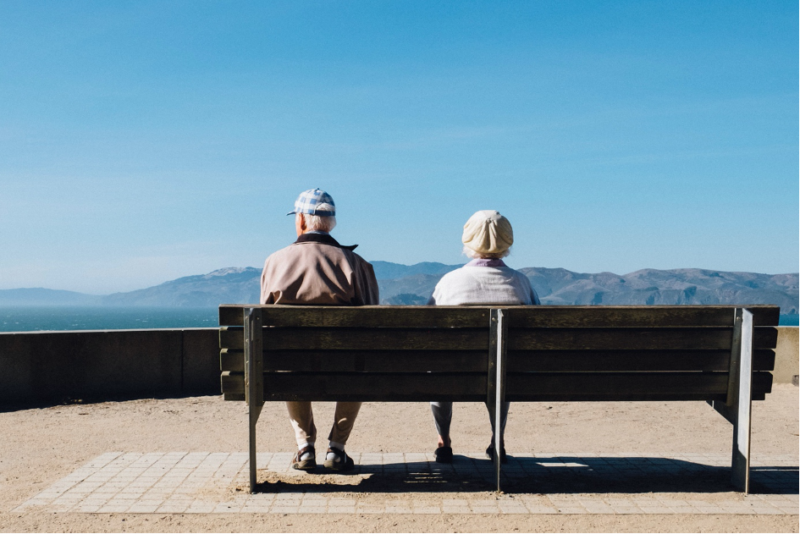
[331,506,357,514]
[356,505,385,513]
[18,451,799,516]
[498,504,528,514]
[213,503,244,513]
[384,505,413,513]
[413,506,442,514]
[274,494,302,501]
[74,505,102,513]
[97,505,131,513]
[185,501,216,513]
[443,506,472,514]
[750,507,784,515]
[669,506,701,514]
[611,506,644,514]
[328,498,356,506]
[297,506,328,514]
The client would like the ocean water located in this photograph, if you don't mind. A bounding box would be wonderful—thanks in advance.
[0,307,219,332]
[780,314,799,326]
[0,307,796,332]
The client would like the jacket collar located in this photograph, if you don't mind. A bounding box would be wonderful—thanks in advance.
[466,258,507,268]
[295,232,358,251]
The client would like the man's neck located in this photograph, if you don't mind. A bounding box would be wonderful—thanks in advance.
[294,232,358,251]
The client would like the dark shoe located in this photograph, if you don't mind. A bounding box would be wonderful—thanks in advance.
[434,446,453,464]
[486,444,508,464]
[291,445,316,471]
[323,447,355,472]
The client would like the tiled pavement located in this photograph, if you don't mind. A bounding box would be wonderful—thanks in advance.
[14,452,798,515]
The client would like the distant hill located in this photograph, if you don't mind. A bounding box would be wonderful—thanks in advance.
[102,267,261,307]
[1,262,797,316]
[0,288,102,306]
[96,262,460,307]
[520,267,798,313]
[370,261,462,280]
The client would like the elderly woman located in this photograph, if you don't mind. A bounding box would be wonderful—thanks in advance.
[428,210,540,464]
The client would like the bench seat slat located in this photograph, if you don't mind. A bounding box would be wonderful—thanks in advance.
[264,350,487,373]
[505,306,780,328]
[222,370,772,402]
[507,327,777,351]
[753,327,779,348]
[220,327,488,351]
[221,348,776,373]
[220,349,242,372]
[263,373,486,402]
[507,349,775,372]
[220,370,243,396]
[506,371,773,401]
[266,328,488,351]
[225,349,471,374]
[223,371,487,399]
[219,326,777,352]
[219,305,780,328]
[219,306,489,328]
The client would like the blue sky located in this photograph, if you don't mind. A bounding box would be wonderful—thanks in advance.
[1,1,797,294]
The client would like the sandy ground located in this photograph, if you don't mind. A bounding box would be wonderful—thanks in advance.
[1,385,797,532]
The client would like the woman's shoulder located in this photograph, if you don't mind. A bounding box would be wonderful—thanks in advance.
[436,266,473,285]
[493,264,528,278]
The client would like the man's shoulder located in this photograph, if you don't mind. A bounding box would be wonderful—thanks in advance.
[263,243,301,263]
[347,250,373,265]
[264,241,372,267]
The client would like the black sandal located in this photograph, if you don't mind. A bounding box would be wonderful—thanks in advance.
[486,444,508,464]
[323,447,355,472]
[291,445,316,471]
[434,446,453,464]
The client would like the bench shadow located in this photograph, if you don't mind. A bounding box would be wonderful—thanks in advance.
[251,455,799,496]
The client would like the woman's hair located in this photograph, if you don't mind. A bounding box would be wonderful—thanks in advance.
[301,204,337,232]
[462,245,510,260]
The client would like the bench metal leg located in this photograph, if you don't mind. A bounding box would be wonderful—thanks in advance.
[709,308,753,493]
[244,308,264,493]
[248,401,263,493]
[731,308,754,493]
[487,309,508,493]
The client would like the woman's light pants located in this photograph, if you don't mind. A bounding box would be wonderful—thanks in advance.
[430,401,510,443]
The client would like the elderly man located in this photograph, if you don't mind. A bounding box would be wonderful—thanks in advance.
[261,188,379,472]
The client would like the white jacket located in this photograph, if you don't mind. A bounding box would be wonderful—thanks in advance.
[428,259,540,306]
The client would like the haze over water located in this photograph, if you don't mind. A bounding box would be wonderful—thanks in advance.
[0,307,219,332]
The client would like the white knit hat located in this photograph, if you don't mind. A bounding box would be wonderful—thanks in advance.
[461,210,514,255]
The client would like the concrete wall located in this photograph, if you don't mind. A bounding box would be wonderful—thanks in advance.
[0,329,219,405]
[774,326,799,385]
[1,326,797,406]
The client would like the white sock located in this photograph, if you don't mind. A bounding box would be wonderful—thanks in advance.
[327,441,345,460]
[298,442,314,461]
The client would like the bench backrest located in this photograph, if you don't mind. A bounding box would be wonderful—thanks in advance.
[219,305,779,403]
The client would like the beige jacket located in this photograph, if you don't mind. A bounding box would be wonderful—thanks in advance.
[260,233,380,306]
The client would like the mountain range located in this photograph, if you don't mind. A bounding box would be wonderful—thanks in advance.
[1,262,797,316]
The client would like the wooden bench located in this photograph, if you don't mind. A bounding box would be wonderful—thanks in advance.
[219,304,779,494]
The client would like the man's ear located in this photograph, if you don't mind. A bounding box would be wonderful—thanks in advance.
[295,213,307,236]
